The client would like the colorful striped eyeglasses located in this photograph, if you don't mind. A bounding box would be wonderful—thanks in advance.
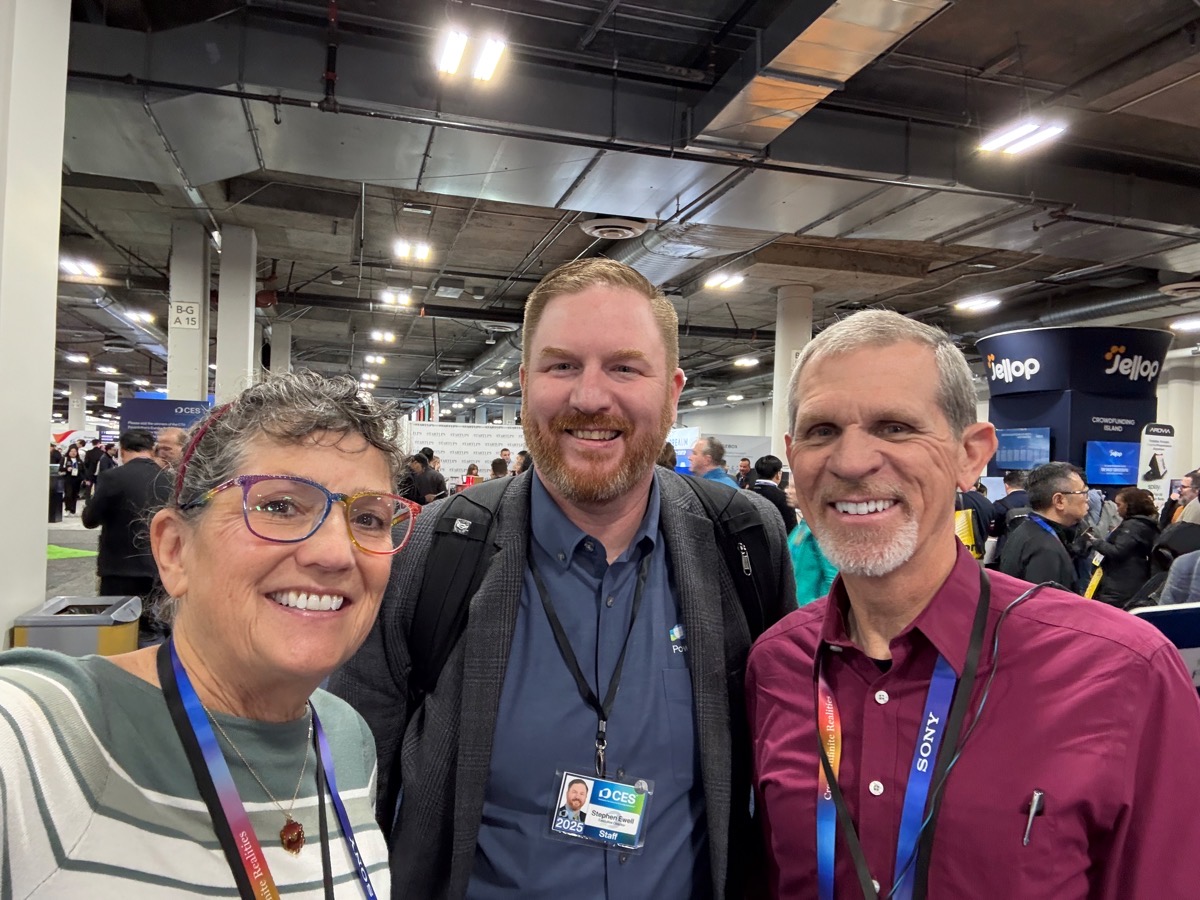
[180,474,419,556]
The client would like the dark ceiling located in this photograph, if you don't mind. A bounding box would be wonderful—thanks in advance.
[55,0,1200,424]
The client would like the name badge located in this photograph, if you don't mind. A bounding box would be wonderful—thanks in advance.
[547,769,654,851]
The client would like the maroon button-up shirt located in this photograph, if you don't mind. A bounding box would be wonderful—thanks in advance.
[746,543,1200,899]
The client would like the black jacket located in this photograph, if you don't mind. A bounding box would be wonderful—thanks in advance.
[750,480,797,535]
[998,515,1077,590]
[81,457,172,578]
[1090,515,1159,606]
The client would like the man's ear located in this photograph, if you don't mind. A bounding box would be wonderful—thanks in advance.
[150,508,190,599]
[957,422,998,491]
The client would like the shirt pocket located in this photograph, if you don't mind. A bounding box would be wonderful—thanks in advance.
[662,668,699,785]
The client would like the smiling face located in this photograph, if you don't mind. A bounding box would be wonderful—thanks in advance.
[566,780,588,811]
[786,341,996,582]
[520,285,685,507]
[152,431,394,690]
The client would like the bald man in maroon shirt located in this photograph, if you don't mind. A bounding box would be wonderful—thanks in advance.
[746,310,1200,900]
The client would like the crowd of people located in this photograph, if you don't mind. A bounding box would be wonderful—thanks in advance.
[5,256,1199,899]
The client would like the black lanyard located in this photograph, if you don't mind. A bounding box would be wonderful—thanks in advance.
[530,551,652,777]
[816,568,991,900]
[157,642,336,899]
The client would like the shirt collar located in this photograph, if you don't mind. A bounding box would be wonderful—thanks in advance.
[529,470,660,572]
[819,542,985,676]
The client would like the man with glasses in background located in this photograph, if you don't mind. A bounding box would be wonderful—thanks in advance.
[999,461,1089,590]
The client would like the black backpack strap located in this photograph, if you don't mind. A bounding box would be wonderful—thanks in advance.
[407,477,511,705]
[681,476,776,640]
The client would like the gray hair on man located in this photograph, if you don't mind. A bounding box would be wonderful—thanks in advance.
[786,309,977,437]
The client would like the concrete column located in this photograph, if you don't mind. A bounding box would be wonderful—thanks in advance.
[475,404,488,424]
[67,379,88,431]
[1162,353,1198,471]
[270,321,293,374]
[770,284,814,459]
[502,400,517,425]
[167,220,211,400]
[214,225,257,403]
[0,0,71,640]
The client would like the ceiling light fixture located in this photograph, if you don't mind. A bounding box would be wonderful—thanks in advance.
[473,38,506,81]
[53,412,63,418]
[415,242,431,261]
[704,272,744,290]
[497,380,514,389]
[85,394,97,401]
[692,399,708,407]
[481,387,497,396]
[437,29,469,75]
[394,240,410,259]
[209,364,217,370]
[1169,316,1200,332]
[381,290,396,304]
[452,402,464,409]
[97,365,118,374]
[726,394,744,402]
[133,378,150,386]
[65,353,89,364]
[59,258,83,276]
[371,330,396,343]
[59,390,70,396]
[979,121,1066,154]
[464,397,476,404]
[954,296,1002,312]
[79,260,102,278]
[733,357,758,368]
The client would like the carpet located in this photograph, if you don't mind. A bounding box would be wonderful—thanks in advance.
[47,545,98,560]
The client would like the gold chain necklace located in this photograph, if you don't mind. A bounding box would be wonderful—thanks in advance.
[208,706,314,855]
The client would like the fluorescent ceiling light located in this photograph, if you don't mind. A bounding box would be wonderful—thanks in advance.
[726,394,744,402]
[438,30,469,75]
[53,412,63,418]
[85,394,97,401]
[394,239,411,259]
[1003,125,1066,155]
[79,260,101,277]
[66,353,89,364]
[381,290,396,305]
[59,258,83,276]
[464,397,476,404]
[133,379,150,386]
[473,38,506,81]
[954,296,1001,312]
[97,365,118,374]
[415,242,431,261]
[59,390,70,396]
[733,357,758,367]
[723,274,745,288]
[209,364,217,370]
[704,273,729,289]
[482,387,497,395]
[692,399,708,407]
[979,122,1039,152]
[1169,316,1200,332]
[452,402,464,409]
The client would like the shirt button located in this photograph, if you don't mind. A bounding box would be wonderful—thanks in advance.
[874,690,889,705]
[619,852,630,865]
[606,595,614,607]
[869,780,885,796]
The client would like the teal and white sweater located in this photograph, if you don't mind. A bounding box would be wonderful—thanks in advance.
[0,649,391,898]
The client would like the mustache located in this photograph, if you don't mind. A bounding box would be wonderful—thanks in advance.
[551,413,634,433]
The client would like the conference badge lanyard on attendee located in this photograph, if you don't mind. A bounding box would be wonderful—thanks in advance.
[157,640,378,900]
[531,552,655,852]
[815,569,990,900]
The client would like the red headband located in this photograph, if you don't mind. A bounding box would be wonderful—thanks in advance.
[174,403,233,501]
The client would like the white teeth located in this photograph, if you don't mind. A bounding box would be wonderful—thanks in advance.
[268,590,347,611]
[572,430,619,441]
[834,499,896,516]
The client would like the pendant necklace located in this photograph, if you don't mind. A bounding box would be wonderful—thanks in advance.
[208,707,314,855]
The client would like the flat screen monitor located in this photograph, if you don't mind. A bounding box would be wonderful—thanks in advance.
[1132,603,1200,689]
[1085,441,1140,486]
[994,427,1051,470]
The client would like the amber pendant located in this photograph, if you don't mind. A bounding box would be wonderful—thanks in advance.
[280,817,305,855]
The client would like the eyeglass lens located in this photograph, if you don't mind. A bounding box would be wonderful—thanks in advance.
[244,478,411,552]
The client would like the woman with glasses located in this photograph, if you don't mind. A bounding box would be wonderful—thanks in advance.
[1,372,417,897]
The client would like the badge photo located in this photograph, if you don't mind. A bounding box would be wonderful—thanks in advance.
[547,770,654,851]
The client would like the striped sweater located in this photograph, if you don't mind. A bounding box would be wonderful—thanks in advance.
[0,649,391,898]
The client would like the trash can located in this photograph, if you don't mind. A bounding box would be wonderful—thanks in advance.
[12,596,142,657]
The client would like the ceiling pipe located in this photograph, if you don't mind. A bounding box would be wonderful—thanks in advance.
[976,284,1176,335]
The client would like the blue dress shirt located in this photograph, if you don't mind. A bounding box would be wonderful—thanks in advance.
[468,472,710,900]
[701,468,741,490]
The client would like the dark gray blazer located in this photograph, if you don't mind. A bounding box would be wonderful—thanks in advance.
[330,468,796,899]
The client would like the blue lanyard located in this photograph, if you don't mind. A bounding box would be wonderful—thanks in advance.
[1029,515,1058,538]
[815,655,957,900]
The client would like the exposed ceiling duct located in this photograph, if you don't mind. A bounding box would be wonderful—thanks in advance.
[437,331,522,395]
[607,222,780,286]
[977,283,1190,335]
[694,0,951,149]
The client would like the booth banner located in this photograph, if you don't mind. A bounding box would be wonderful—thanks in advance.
[119,398,210,436]
[976,327,1173,398]
[1137,423,1177,507]
[410,421,527,485]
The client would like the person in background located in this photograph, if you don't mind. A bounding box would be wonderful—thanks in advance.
[464,462,480,481]
[499,447,511,466]
[747,308,1200,899]
[81,438,105,500]
[736,457,754,490]
[955,482,994,560]
[154,427,188,468]
[988,469,1029,560]
[656,441,677,470]
[1161,548,1200,605]
[1082,487,1160,607]
[999,462,1090,589]
[1,372,408,895]
[59,444,84,515]
[749,455,796,535]
[512,449,533,475]
[689,435,740,488]
[489,456,508,479]
[1160,469,1198,527]
[409,452,446,504]
[430,455,442,472]
[50,442,63,466]
[96,442,118,477]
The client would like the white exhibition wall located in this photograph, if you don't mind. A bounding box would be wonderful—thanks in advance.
[408,421,528,484]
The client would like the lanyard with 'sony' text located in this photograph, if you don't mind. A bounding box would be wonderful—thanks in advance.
[530,551,652,778]
[158,640,378,900]
[815,568,990,900]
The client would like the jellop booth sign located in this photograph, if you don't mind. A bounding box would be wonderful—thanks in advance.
[976,327,1173,475]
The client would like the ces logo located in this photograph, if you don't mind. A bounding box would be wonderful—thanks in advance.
[1103,345,1159,382]
[987,353,1041,383]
